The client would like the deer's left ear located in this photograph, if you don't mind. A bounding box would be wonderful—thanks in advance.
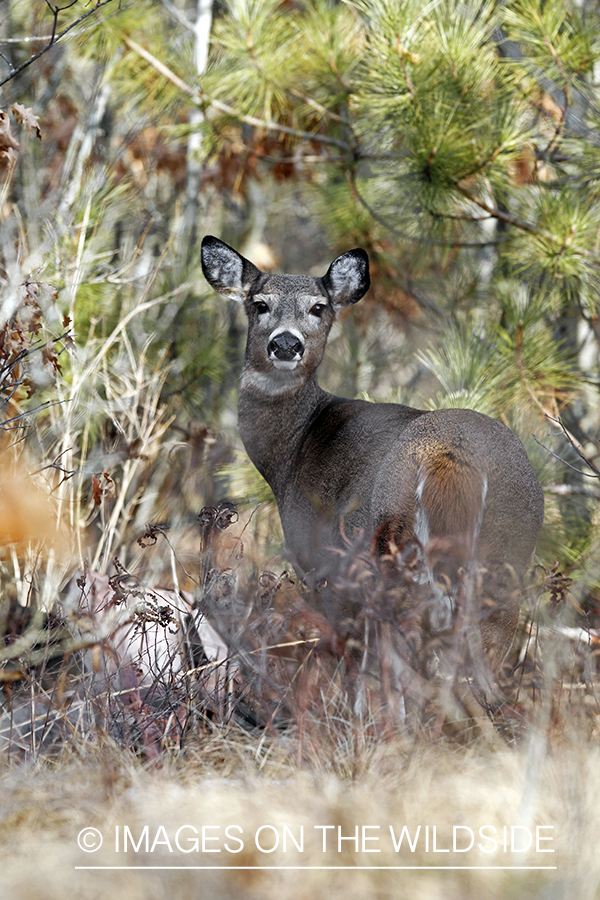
[321,249,370,309]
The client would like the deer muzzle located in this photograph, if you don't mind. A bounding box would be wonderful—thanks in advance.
[267,331,305,368]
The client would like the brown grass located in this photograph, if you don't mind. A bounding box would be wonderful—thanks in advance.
[0,727,596,899]
[0,224,596,900]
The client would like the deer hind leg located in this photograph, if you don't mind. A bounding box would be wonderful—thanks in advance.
[477,562,522,681]
[376,457,510,720]
[411,457,488,640]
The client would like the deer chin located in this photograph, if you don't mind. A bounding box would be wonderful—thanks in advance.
[271,359,300,370]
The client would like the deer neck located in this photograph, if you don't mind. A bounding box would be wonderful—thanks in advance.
[238,374,327,497]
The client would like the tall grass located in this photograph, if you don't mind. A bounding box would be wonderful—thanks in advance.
[0,90,597,900]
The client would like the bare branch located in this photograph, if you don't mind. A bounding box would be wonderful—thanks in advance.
[159,0,195,33]
[453,182,547,238]
[544,414,600,478]
[0,0,118,90]
[533,434,597,477]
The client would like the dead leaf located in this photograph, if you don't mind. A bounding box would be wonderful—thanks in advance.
[102,472,116,501]
[0,145,18,170]
[92,474,103,506]
[0,111,20,170]
[0,110,20,152]
[11,103,41,140]
[20,279,58,307]
[91,472,116,505]
[41,340,61,376]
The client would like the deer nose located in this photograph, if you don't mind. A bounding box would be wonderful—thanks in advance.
[267,331,304,361]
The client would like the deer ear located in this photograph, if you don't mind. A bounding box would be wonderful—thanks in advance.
[201,236,262,303]
[321,248,370,309]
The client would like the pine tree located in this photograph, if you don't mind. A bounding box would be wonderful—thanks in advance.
[194,0,600,571]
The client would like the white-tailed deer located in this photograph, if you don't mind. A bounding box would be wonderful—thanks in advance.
[201,235,545,707]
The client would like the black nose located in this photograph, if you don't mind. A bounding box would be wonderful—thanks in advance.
[267,331,304,361]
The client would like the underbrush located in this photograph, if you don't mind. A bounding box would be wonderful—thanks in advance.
[0,410,597,899]
[0,168,596,899]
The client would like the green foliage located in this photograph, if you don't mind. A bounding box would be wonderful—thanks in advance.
[503,0,600,88]
[418,326,503,415]
[5,0,600,574]
[197,0,600,546]
[208,0,301,121]
[74,1,159,66]
[218,450,275,507]
[503,187,600,311]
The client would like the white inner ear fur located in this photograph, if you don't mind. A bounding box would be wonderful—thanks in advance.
[329,255,364,307]
[224,287,245,303]
[207,247,245,301]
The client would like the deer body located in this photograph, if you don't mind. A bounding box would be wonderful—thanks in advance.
[202,236,545,686]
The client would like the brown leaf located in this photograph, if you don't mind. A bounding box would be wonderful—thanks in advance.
[0,111,20,170]
[102,472,116,501]
[0,145,18,170]
[0,110,20,153]
[137,522,170,548]
[92,474,103,506]
[20,279,57,307]
[41,340,61,375]
[11,103,41,140]
[0,320,28,363]
[92,472,116,505]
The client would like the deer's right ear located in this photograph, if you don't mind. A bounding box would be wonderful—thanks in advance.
[201,236,261,303]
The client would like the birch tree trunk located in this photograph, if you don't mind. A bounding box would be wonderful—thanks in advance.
[182,0,213,253]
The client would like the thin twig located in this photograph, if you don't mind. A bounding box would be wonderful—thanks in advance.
[534,434,597,477]
[454,182,547,237]
[544,414,600,477]
[0,0,118,89]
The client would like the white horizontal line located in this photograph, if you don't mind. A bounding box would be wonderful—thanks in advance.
[75,866,558,871]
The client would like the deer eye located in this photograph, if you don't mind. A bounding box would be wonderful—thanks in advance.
[254,300,269,315]
[309,303,326,318]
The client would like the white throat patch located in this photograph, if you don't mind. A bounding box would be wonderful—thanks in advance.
[241,368,303,396]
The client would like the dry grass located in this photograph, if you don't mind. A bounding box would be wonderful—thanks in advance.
[0,487,597,899]
[0,728,596,899]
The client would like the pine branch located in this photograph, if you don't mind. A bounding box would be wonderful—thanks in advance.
[123,38,351,151]
[347,172,505,249]
[453,183,546,237]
